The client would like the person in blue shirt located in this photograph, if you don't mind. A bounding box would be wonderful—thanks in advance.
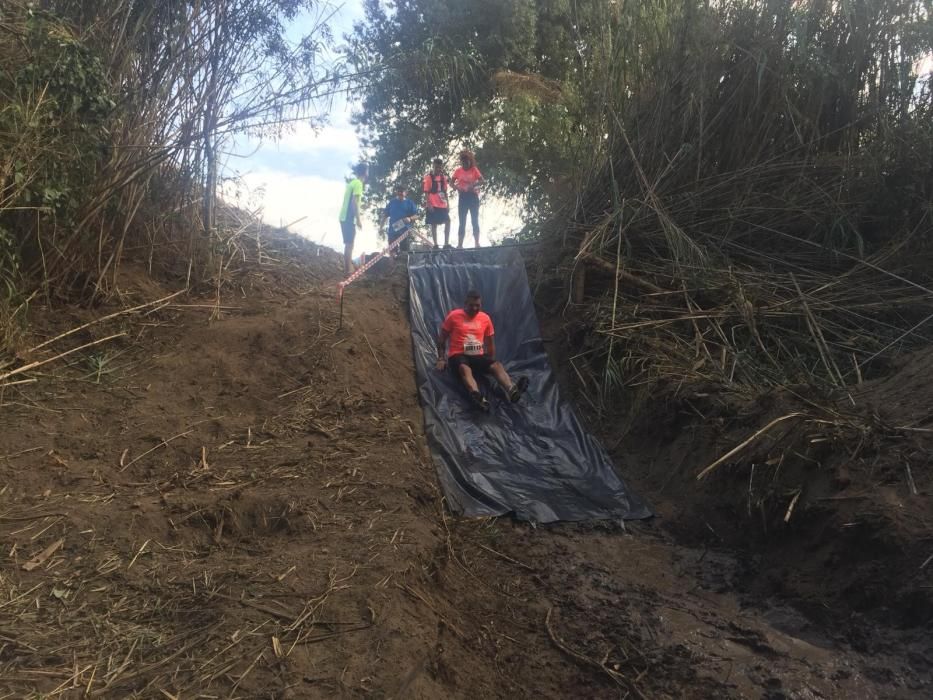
[380,184,419,253]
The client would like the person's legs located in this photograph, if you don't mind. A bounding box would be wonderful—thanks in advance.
[457,363,479,393]
[443,212,451,247]
[457,201,468,248]
[470,197,480,247]
[450,355,487,409]
[451,355,526,406]
[490,361,528,402]
[489,361,514,391]
[430,223,438,248]
[340,220,355,274]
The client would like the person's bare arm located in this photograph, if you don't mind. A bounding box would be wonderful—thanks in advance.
[435,328,449,370]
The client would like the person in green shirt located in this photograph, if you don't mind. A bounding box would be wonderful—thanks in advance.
[339,163,368,274]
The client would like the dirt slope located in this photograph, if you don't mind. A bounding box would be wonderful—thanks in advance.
[0,239,930,698]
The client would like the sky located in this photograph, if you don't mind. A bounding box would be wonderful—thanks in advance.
[220,1,522,260]
[220,2,373,254]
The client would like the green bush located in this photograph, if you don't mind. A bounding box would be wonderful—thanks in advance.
[0,10,114,234]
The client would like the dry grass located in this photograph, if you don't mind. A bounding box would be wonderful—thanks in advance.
[491,70,564,102]
[562,197,933,406]
[0,497,369,697]
[531,0,932,411]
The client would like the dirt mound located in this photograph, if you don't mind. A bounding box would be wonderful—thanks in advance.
[854,346,933,428]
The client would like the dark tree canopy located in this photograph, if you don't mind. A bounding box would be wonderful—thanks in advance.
[347,0,603,211]
[350,0,932,241]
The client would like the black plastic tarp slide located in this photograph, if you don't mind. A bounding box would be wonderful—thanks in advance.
[408,247,651,523]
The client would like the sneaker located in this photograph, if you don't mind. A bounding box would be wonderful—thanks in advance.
[470,390,490,411]
[508,376,529,403]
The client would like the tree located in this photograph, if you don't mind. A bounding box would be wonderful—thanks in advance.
[347,0,600,214]
[0,0,338,296]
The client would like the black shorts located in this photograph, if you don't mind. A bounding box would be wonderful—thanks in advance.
[426,207,450,225]
[340,219,356,245]
[449,353,495,376]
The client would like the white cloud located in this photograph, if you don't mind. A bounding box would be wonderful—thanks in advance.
[272,120,360,156]
[222,167,383,255]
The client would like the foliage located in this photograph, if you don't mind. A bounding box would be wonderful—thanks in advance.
[348,0,591,208]
[0,9,114,227]
[0,0,335,308]
[351,0,932,223]
[352,0,933,402]
[545,0,933,403]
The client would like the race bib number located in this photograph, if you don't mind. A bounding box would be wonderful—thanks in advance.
[391,219,407,231]
[436,191,448,206]
[463,336,483,356]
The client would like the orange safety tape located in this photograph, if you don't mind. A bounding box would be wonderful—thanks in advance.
[336,228,415,299]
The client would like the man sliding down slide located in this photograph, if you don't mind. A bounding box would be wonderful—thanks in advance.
[435,290,529,411]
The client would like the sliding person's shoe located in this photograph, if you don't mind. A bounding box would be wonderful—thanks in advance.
[508,376,529,403]
[470,390,490,412]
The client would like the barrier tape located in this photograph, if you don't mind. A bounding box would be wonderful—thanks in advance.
[337,227,416,299]
[408,227,436,247]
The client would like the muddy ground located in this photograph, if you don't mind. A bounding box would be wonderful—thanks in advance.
[0,235,930,698]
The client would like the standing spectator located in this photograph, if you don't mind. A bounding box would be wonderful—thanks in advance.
[452,149,485,248]
[380,184,419,255]
[339,163,367,274]
[423,158,451,248]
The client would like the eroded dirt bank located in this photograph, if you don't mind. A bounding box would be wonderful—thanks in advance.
[1,241,929,698]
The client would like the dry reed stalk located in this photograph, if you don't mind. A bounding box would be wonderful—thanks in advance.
[696,413,804,481]
[545,607,646,700]
[791,274,845,387]
[492,69,564,101]
[118,417,221,472]
[29,290,185,353]
[0,333,127,382]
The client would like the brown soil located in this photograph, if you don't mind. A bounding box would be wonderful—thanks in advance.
[1,235,930,698]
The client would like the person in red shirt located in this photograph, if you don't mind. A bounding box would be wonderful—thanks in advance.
[452,149,485,248]
[435,290,528,410]
[422,158,451,248]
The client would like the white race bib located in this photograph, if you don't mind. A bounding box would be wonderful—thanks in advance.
[436,191,448,206]
[463,334,483,356]
[391,219,407,231]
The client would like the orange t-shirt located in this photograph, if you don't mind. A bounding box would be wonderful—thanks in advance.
[442,309,494,357]
[453,166,483,193]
